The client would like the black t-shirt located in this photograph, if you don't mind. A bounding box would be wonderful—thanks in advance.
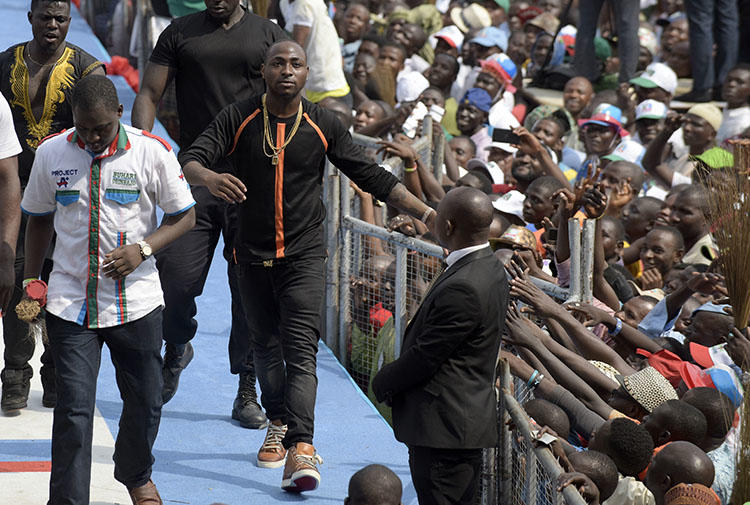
[149,8,288,149]
[0,42,103,186]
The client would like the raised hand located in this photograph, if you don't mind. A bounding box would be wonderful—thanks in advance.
[581,184,608,219]
[564,301,616,328]
[639,268,663,291]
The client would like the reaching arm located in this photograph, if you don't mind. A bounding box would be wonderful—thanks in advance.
[0,155,20,311]
[385,183,436,232]
[132,62,175,131]
[513,127,571,189]
[642,112,683,188]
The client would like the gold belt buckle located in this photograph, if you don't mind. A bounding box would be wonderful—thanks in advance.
[263,259,273,267]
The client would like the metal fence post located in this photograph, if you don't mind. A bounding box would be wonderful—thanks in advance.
[338,175,352,362]
[580,219,596,304]
[324,161,340,353]
[393,245,407,358]
[566,218,582,304]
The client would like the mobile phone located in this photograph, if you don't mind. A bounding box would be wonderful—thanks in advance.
[492,128,520,145]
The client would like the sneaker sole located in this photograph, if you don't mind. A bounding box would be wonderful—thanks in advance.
[281,470,320,492]
[256,455,286,469]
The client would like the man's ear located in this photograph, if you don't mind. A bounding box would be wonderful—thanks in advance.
[656,429,671,446]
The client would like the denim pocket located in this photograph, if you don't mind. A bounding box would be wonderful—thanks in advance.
[104,188,140,204]
[55,190,80,206]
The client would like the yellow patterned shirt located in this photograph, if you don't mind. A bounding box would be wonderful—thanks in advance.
[0,42,103,186]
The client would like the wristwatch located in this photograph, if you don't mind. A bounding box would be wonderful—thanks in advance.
[137,240,152,260]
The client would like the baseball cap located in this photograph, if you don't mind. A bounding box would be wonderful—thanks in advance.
[630,62,678,95]
[492,189,525,220]
[450,3,491,34]
[434,25,465,49]
[467,158,505,184]
[635,99,668,120]
[526,12,559,36]
[471,26,509,51]
[488,104,520,153]
[517,6,543,24]
[460,88,493,113]
[578,103,626,136]
[689,342,735,369]
[480,53,517,92]
[691,146,734,169]
[679,362,714,390]
[705,365,743,409]
[686,103,723,133]
[615,366,678,413]
[656,11,687,27]
[692,301,732,317]
[489,224,537,251]
[491,0,510,11]
[602,139,645,166]
[638,26,658,57]
[396,71,429,103]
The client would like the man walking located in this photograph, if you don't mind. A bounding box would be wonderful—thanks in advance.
[180,40,435,493]
[22,75,195,505]
[0,0,104,413]
[372,186,509,505]
[132,0,287,427]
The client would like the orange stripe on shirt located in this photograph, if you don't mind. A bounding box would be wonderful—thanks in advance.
[303,113,328,151]
[228,109,260,156]
[274,122,286,258]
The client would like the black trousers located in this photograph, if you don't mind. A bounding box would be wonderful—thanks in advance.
[46,309,163,505]
[155,186,252,375]
[2,215,54,387]
[235,256,325,448]
[408,445,483,505]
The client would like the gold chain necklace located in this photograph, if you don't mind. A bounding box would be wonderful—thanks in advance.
[262,94,303,166]
[24,45,55,67]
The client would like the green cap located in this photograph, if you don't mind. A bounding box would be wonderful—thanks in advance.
[594,37,611,61]
[691,147,734,169]
[493,0,511,11]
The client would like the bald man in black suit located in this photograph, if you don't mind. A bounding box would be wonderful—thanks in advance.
[372,187,509,505]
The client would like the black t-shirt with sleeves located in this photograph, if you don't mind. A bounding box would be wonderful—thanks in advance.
[149,8,288,149]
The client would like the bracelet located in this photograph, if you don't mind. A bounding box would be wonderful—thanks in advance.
[609,318,623,336]
[404,165,417,173]
[421,207,436,224]
[23,278,39,288]
[527,370,539,388]
[530,373,544,391]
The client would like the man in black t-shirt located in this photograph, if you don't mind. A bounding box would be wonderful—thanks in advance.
[132,0,287,428]
[0,0,104,414]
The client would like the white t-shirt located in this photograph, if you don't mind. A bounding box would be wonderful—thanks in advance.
[280,0,348,95]
[717,105,750,147]
[0,94,21,159]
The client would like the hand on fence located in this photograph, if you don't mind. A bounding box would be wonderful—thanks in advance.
[509,274,561,320]
[685,272,728,297]
[557,472,601,504]
[377,137,418,167]
[564,302,616,329]
[503,303,539,348]
[387,214,417,237]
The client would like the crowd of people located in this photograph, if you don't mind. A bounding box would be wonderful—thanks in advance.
[1,0,749,504]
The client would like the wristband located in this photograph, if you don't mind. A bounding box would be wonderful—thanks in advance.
[421,207,436,224]
[527,370,539,388]
[23,278,39,288]
[403,165,417,173]
[609,317,623,336]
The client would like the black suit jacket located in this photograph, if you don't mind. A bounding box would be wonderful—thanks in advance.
[372,247,509,449]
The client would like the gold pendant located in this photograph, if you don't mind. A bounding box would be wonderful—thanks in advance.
[271,154,278,165]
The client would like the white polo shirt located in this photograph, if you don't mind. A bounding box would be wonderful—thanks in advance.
[21,124,195,328]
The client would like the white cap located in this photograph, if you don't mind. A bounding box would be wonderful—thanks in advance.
[433,25,465,50]
[602,139,646,166]
[396,72,429,103]
[467,158,505,184]
[629,62,677,95]
[635,99,668,120]
[492,190,525,220]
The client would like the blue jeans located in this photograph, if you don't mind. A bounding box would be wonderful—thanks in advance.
[236,257,325,448]
[574,0,640,83]
[46,308,163,505]
[684,0,739,92]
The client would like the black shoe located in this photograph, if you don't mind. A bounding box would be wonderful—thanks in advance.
[162,342,194,405]
[674,89,713,103]
[40,370,56,409]
[1,368,32,413]
[232,371,267,429]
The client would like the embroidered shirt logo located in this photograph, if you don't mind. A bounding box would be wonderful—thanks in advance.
[112,171,137,186]
[57,176,69,188]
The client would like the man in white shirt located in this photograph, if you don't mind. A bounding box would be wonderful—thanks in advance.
[0,94,21,324]
[22,75,195,505]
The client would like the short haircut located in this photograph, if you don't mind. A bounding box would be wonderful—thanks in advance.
[347,464,402,505]
[608,160,645,192]
[568,451,619,500]
[526,175,564,196]
[451,135,477,156]
[682,387,735,440]
[362,30,387,47]
[600,215,625,242]
[381,41,407,58]
[466,169,493,194]
[606,418,655,477]
[71,75,119,112]
[31,0,70,11]
[524,398,570,439]
[636,196,663,216]
[680,184,710,217]
[434,52,460,75]
[648,225,685,251]
[373,100,394,118]
[422,86,447,99]
[654,399,707,446]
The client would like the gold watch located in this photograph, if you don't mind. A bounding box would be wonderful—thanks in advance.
[137,240,152,260]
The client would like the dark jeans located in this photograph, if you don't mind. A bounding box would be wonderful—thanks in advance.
[2,215,54,387]
[236,256,325,448]
[155,186,253,375]
[408,445,483,505]
[684,0,739,92]
[46,308,163,505]
[574,0,639,83]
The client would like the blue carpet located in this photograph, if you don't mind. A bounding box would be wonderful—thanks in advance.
[0,2,417,503]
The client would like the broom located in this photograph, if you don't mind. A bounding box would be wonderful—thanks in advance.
[698,140,750,504]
